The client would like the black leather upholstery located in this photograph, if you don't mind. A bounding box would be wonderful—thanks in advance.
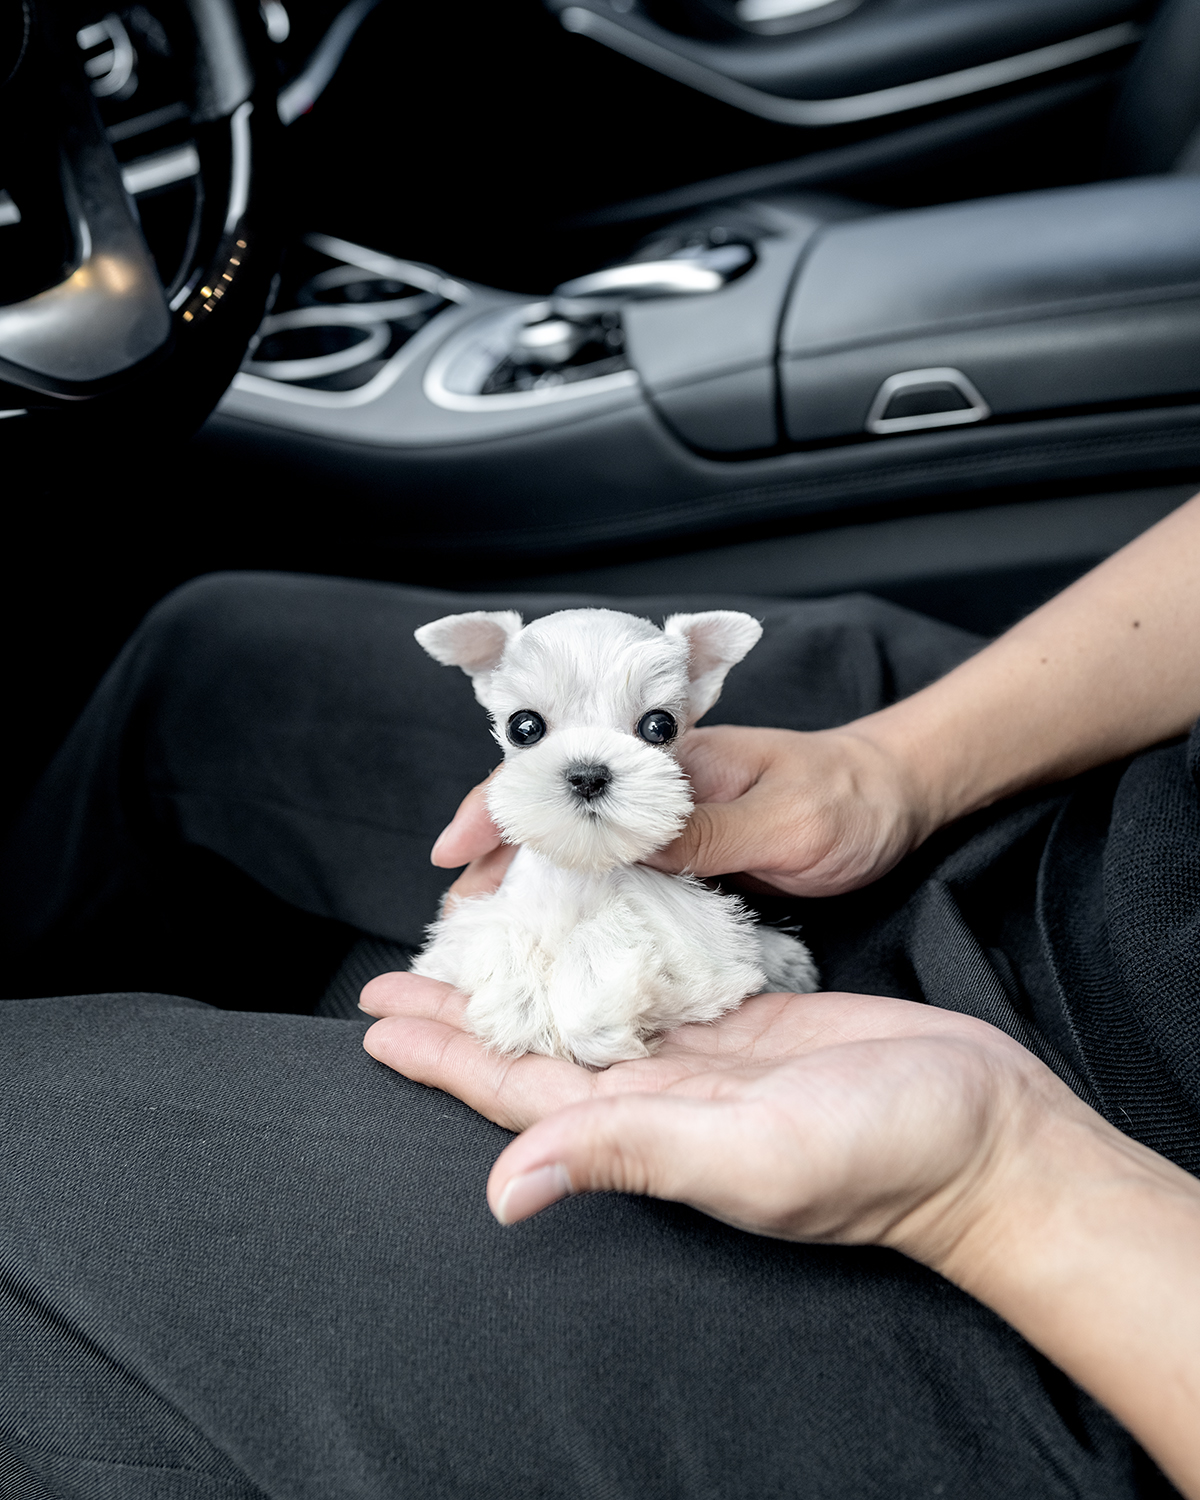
[779,176,1200,443]
[622,193,874,452]
[201,0,1200,570]
[1107,0,1200,174]
[651,0,1200,456]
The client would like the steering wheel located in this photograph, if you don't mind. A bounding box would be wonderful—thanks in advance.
[0,0,278,450]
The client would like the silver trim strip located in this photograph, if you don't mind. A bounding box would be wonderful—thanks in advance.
[277,0,379,124]
[555,259,725,299]
[245,320,390,381]
[252,297,442,331]
[425,365,638,413]
[78,15,135,99]
[865,367,990,434]
[557,10,1142,127]
[224,101,252,233]
[425,365,638,412]
[105,101,190,144]
[169,270,203,312]
[303,233,471,303]
[738,0,852,22]
[423,306,639,412]
[120,144,200,196]
[228,301,467,410]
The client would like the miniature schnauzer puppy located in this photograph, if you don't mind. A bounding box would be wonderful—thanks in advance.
[411,607,818,1067]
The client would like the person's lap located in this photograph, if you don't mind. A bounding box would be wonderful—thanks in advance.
[0,993,1158,1500]
[0,571,985,992]
[0,572,1182,1497]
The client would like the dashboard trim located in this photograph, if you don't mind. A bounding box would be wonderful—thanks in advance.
[556,9,1142,126]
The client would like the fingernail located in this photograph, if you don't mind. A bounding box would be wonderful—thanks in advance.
[493,1163,572,1226]
[430,826,451,863]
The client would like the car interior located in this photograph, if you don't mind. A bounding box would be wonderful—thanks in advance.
[5,0,1200,843]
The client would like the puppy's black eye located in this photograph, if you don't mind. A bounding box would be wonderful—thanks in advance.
[506,710,546,746]
[637,710,677,745]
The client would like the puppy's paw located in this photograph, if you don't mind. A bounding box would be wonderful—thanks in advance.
[755,925,819,994]
[466,993,654,1068]
[558,1024,655,1069]
[463,983,557,1059]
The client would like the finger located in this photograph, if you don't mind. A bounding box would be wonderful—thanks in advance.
[718,870,799,897]
[431,769,504,868]
[487,1092,771,1228]
[363,1014,596,1131]
[643,783,784,878]
[443,842,518,913]
[673,726,768,804]
[358,970,468,1023]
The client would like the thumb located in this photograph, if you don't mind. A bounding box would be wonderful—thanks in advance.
[431,768,503,867]
[488,1093,743,1225]
[442,841,518,912]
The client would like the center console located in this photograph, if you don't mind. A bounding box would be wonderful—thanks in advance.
[201,175,1200,571]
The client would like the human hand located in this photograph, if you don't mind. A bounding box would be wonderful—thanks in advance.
[429,769,517,911]
[359,971,1091,1274]
[430,723,934,902]
[363,980,1200,1499]
[643,723,934,896]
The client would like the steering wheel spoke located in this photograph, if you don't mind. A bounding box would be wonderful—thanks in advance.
[0,3,170,393]
[0,0,277,430]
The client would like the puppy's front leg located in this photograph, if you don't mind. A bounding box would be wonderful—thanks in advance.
[546,914,661,1068]
[412,892,557,1058]
[754,925,820,995]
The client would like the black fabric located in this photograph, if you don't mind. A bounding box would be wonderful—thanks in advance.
[316,936,414,1019]
[0,573,982,1003]
[0,570,1195,1498]
[0,995,1176,1500]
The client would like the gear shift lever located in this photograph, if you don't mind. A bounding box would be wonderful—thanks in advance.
[506,240,754,379]
[552,242,753,314]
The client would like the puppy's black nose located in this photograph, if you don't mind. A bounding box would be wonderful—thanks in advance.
[565,763,611,802]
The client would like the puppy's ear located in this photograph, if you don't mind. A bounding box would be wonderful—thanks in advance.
[414,611,523,705]
[663,611,762,723]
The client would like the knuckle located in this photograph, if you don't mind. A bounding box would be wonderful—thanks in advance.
[586,1138,653,1198]
[683,806,731,874]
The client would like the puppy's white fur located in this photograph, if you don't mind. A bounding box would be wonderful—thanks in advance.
[412,607,818,1066]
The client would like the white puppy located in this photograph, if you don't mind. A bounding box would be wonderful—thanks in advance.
[410,607,818,1066]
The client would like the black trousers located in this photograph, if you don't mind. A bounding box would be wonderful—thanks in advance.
[0,572,1192,1500]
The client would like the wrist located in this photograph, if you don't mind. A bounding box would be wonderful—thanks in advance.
[831,715,952,856]
[921,1101,1127,1293]
[914,1102,1200,1494]
[844,682,1041,843]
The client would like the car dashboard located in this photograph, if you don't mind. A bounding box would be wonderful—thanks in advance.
[2,0,1198,829]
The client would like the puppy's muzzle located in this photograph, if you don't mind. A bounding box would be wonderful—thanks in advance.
[564,762,611,803]
[487,724,692,871]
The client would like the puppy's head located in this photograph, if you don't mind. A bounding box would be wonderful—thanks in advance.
[414,606,761,872]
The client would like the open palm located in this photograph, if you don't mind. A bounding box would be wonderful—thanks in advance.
[361,973,1082,1269]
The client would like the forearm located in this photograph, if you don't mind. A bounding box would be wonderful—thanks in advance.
[852,492,1200,833]
[930,1114,1200,1497]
